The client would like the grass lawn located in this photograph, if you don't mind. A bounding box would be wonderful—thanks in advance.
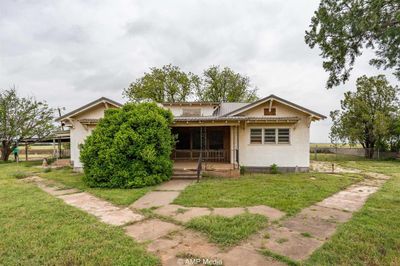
[0,162,159,265]
[186,213,267,247]
[174,173,363,215]
[305,159,400,265]
[40,167,152,206]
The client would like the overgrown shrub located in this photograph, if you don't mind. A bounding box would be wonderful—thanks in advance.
[240,165,246,175]
[270,163,279,174]
[80,103,175,188]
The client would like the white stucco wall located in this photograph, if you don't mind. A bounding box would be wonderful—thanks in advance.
[69,106,109,169]
[164,105,216,116]
[237,102,311,168]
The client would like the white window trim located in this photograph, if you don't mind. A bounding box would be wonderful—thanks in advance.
[249,127,291,145]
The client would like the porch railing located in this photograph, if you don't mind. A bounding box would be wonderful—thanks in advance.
[172,149,231,163]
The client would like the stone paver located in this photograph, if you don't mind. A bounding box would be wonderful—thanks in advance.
[263,226,324,261]
[218,246,286,266]
[175,207,212,223]
[247,205,286,221]
[130,191,180,209]
[58,192,144,226]
[212,207,245,218]
[124,219,182,242]
[156,180,193,191]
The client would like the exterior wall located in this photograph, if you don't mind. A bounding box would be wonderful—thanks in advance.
[238,102,311,169]
[69,105,110,169]
[164,105,217,117]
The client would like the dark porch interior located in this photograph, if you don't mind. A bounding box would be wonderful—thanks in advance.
[172,126,231,162]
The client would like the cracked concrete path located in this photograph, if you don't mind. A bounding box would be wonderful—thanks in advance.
[249,170,390,261]
[23,176,144,226]
[130,180,193,209]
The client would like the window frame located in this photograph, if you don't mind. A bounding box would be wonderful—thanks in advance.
[249,127,291,145]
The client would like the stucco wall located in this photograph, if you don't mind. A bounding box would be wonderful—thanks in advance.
[237,102,310,168]
[69,105,109,168]
[164,105,216,116]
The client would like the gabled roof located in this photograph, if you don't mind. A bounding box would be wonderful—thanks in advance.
[221,94,326,119]
[214,102,249,116]
[56,97,122,122]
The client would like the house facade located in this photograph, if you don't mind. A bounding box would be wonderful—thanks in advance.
[57,95,325,172]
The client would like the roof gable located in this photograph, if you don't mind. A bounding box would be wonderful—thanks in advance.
[56,97,122,122]
[221,95,326,119]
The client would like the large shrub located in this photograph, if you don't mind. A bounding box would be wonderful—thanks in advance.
[80,103,174,188]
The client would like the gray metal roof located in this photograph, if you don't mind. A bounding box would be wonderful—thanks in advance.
[214,102,249,116]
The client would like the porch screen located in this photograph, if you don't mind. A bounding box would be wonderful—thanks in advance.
[250,128,262,144]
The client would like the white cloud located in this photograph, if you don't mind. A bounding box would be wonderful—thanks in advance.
[0,0,397,142]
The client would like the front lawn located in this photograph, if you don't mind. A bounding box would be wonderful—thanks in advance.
[0,162,159,265]
[40,167,152,206]
[186,213,267,247]
[305,159,400,265]
[174,173,363,215]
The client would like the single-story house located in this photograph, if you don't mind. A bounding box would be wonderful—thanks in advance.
[56,95,325,172]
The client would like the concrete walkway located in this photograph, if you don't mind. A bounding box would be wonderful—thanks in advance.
[244,169,390,261]
[24,164,390,265]
[24,176,144,226]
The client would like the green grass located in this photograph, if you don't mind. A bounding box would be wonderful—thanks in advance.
[0,162,159,265]
[306,159,400,265]
[40,167,152,206]
[310,153,368,162]
[174,173,363,215]
[186,213,267,247]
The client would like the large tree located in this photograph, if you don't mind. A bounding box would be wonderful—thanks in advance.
[330,75,399,158]
[0,88,55,161]
[124,64,200,102]
[196,66,258,102]
[305,0,400,88]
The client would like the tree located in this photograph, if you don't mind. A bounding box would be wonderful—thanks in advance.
[330,75,399,158]
[80,103,175,188]
[196,66,258,102]
[305,0,400,88]
[124,64,200,102]
[0,88,55,161]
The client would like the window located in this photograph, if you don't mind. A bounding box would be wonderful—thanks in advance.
[250,128,290,144]
[264,108,276,116]
[250,128,262,144]
[278,128,290,144]
[264,128,276,143]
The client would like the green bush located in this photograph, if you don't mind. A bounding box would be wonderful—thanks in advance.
[270,163,279,174]
[80,103,175,188]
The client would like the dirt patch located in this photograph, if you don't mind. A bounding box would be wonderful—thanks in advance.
[124,219,182,242]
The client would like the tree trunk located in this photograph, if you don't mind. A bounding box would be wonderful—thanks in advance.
[364,146,374,159]
[1,141,11,161]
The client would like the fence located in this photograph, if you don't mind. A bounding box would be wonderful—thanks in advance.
[310,146,399,159]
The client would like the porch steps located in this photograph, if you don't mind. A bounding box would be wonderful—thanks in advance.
[171,169,198,180]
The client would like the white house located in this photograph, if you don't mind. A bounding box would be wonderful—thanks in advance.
[57,95,325,172]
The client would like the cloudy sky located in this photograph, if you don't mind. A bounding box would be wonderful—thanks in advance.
[0,0,397,142]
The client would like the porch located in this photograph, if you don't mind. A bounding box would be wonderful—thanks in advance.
[171,126,239,165]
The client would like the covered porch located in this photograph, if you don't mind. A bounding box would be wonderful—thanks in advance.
[171,125,239,166]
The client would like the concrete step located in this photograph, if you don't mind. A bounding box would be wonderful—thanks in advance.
[171,170,198,180]
[171,175,199,180]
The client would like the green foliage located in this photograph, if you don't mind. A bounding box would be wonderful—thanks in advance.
[240,165,246,175]
[0,88,54,161]
[305,0,400,88]
[124,64,258,103]
[330,75,400,158]
[270,163,279,174]
[124,64,200,102]
[196,66,258,102]
[186,213,267,247]
[80,102,175,188]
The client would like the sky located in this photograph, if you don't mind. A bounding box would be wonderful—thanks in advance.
[0,0,398,143]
